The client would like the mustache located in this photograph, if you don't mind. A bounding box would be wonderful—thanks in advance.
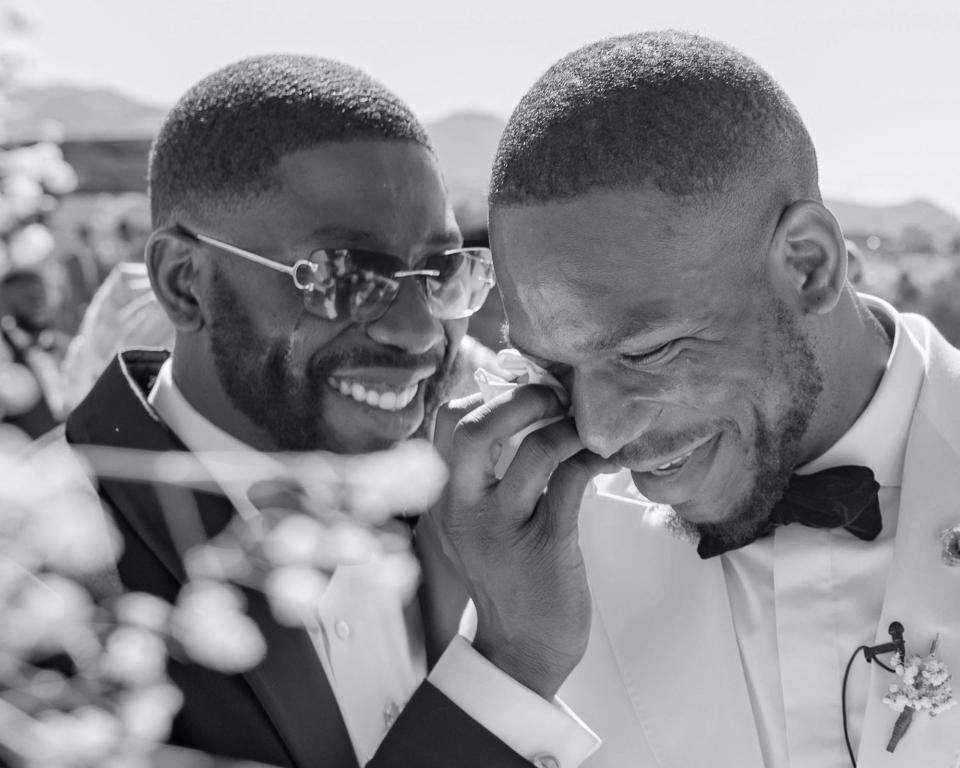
[612,427,717,465]
[307,346,448,377]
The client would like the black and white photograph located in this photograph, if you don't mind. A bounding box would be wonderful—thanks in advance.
[1,1,959,766]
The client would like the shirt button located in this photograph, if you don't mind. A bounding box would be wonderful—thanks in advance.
[383,701,401,730]
[334,619,351,640]
[532,754,560,768]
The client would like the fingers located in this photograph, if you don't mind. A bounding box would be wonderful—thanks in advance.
[497,418,585,502]
[434,393,483,457]
[541,450,612,532]
[450,384,567,491]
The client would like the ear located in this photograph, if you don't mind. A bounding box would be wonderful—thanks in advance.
[145,227,205,332]
[770,200,846,315]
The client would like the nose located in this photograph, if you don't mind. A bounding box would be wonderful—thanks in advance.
[571,372,660,459]
[364,276,444,354]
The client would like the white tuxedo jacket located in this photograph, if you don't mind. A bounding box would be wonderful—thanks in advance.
[563,313,960,767]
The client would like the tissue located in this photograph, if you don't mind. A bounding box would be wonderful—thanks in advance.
[474,349,570,478]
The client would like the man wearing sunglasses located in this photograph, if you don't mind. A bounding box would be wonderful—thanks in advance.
[434,31,960,768]
[53,55,586,767]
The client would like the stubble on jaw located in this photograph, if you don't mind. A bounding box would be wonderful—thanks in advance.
[206,269,462,453]
[665,295,824,553]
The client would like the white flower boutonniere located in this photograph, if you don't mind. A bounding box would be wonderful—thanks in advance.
[882,635,957,752]
[941,526,960,566]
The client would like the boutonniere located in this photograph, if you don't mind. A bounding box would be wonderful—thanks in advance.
[882,635,957,752]
[941,525,960,566]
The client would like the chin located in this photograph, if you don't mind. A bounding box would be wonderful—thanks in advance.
[319,417,424,455]
[687,485,782,551]
[343,432,414,455]
[671,498,736,526]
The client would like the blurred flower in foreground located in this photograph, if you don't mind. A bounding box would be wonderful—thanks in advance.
[115,683,184,743]
[292,439,448,524]
[263,565,331,626]
[112,592,171,633]
[170,581,267,673]
[101,626,168,687]
[3,423,450,765]
[0,573,94,654]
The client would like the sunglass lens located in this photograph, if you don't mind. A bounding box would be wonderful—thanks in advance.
[422,249,495,319]
[301,249,401,321]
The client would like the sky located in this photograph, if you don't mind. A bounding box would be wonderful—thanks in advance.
[18,0,960,215]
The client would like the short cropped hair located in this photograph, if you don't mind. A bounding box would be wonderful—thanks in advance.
[489,31,818,207]
[149,54,433,226]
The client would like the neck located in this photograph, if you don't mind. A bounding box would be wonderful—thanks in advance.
[798,288,892,466]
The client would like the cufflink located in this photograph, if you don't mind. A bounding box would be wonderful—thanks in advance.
[531,754,560,768]
[383,701,401,730]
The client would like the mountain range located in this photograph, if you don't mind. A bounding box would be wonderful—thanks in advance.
[5,84,168,141]
[8,84,960,244]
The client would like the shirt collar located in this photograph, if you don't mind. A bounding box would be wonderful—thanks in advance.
[147,358,288,511]
[796,294,924,487]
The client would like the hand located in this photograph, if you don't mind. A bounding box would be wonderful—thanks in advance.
[431,385,613,699]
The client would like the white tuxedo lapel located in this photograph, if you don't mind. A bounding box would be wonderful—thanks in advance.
[564,474,765,768]
[858,328,960,767]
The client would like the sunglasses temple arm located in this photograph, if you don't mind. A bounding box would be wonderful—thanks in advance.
[194,233,298,278]
[393,269,441,278]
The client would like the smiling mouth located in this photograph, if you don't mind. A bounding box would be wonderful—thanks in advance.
[634,433,720,477]
[327,376,420,412]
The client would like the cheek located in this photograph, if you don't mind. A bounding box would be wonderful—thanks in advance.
[659,348,746,401]
[649,348,772,428]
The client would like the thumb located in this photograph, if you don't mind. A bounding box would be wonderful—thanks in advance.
[434,393,483,456]
[540,450,610,533]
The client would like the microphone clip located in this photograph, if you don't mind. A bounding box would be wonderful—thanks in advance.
[863,621,906,670]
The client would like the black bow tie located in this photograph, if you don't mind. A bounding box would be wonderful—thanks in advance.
[697,465,882,559]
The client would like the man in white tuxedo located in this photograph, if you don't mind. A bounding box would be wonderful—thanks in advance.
[433,31,960,767]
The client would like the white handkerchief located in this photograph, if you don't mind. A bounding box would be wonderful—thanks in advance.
[474,349,571,477]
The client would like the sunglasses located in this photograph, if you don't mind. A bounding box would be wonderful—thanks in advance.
[177,226,496,323]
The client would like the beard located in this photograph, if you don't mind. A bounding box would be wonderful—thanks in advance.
[669,295,824,553]
[206,273,460,453]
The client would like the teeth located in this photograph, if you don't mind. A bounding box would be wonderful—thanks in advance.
[654,450,694,472]
[328,377,419,412]
[378,391,398,410]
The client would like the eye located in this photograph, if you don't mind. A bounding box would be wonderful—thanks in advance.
[619,341,677,368]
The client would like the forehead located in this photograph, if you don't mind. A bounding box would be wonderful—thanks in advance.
[490,188,764,354]
[215,140,458,253]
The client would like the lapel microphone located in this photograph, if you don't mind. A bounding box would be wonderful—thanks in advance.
[843,621,907,767]
[863,621,906,666]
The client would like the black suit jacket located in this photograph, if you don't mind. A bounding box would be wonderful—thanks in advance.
[65,349,531,768]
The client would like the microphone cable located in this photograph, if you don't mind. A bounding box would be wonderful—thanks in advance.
[840,621,905,767]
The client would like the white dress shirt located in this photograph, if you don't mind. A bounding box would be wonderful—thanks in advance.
[148,359,598,766]
[722,295,924,768]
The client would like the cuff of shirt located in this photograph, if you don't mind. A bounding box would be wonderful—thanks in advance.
[427,635,600,767]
